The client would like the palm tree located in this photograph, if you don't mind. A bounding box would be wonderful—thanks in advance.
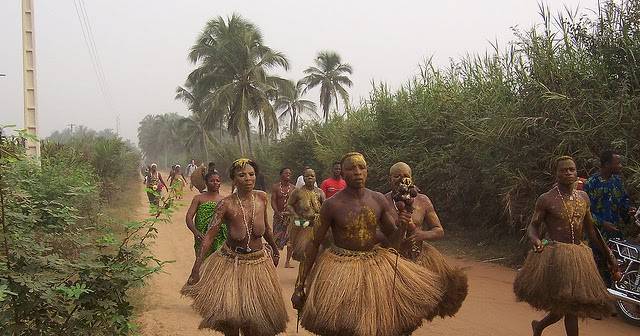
[187,14,289,155]
[175,83,222,161]
[301,51,353,122]
[274,80,318,133]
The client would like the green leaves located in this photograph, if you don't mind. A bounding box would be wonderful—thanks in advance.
[56,283,93,300]
[0,127,171,335]
[0,284,17,302]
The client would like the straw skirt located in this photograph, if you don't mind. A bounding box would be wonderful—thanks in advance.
[513,242,610,318]
[411,243,468,319]
[181,244,288,335]
[301,246,445,336]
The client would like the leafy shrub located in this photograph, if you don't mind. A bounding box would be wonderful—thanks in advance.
[0,127,173,335]
[269,0,640,249]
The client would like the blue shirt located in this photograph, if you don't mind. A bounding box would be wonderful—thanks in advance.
[583,173,631,230]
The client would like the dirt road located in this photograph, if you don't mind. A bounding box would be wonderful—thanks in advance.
[137,188,637,335]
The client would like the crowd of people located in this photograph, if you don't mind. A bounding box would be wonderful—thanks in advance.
[140,150,637,336]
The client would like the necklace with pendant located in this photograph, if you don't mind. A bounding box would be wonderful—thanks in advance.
[555,186,578,244]
[236,192,255,251]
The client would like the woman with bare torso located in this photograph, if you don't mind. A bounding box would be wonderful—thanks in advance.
[181,159,287,336]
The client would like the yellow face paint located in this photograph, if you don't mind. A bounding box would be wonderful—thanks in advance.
[346,154,367,167]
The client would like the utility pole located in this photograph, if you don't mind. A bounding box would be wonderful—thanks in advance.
[22,0,40,158]
[67,123,76,133]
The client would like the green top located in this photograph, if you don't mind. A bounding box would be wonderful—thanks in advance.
[195,200,227,257]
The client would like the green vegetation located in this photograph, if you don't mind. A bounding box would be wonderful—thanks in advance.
[138,14,351,166]
[269,1,640,259]
[301,51,353,122]
[0,127,174,335]
[137,1,639,261]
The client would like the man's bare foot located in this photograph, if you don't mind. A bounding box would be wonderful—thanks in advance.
[285,262,294,268]
[531,320,542,336]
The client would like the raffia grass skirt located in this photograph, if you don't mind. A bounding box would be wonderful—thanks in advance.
[288,224,313,262]
[513,242,610,318]
[301,246,445,336]
[180,244,288,335]
[414,243,468,320]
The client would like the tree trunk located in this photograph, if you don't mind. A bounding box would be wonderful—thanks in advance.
[245,119,254,157]
[201,129,210,163]
[236,134,245,156]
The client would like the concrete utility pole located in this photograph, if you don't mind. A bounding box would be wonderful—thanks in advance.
[22,0,40,158]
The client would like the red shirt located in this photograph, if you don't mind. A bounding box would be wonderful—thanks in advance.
[320,177,346,198]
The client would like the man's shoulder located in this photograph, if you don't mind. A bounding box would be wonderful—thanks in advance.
[537,190,554,204]
[366,188,387,202]
[576,190,590,201]
[415,193,433,205]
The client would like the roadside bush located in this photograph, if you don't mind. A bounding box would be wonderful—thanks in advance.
[0,127,172,335]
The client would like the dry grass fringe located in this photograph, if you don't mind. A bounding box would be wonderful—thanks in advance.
[301,246,445,336]
[513,242,610,319]
[414,243,469,320]
[190,166,206,192]
[289,225,313,262]
[180,244,288,336]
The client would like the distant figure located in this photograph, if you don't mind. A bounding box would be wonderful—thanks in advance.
[285,168,325,268]
[186,159,198,191]
[145,163,166,206]
[169,165,187,199]
[270,168,295,251]
[295,165,317,189]
[320,161,346,198]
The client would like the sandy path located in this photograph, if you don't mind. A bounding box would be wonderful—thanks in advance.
[137,188,637,335]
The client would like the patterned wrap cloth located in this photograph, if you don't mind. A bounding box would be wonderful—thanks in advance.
[195,201,228,257]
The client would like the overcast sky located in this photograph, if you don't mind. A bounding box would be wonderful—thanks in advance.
[0,0,598,143]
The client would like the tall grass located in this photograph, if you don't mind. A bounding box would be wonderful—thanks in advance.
[266,0,640,253]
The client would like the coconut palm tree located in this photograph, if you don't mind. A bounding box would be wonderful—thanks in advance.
[187,14,289,155]
[301,51,353,122]
[274,80,318,133]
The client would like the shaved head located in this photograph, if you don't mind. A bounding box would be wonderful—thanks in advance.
[390,162,412,177]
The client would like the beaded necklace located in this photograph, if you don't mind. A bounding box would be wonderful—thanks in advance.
[555,186,578,244]
[279,181,291,210]
[235,192,255,250]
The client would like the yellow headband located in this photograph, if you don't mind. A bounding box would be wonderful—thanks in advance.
[232,158,253,168]
[341,152,367,166]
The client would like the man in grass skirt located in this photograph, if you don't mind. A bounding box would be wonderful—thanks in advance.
[383,162,468,320]
[513,156,621,336]
[291,152,446,336]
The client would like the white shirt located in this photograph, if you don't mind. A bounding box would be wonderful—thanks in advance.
[186,163,197,176]
[296,175,317,189]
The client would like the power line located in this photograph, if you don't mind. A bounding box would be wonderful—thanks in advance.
[78,0,114,110]
[72,0,120,133]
